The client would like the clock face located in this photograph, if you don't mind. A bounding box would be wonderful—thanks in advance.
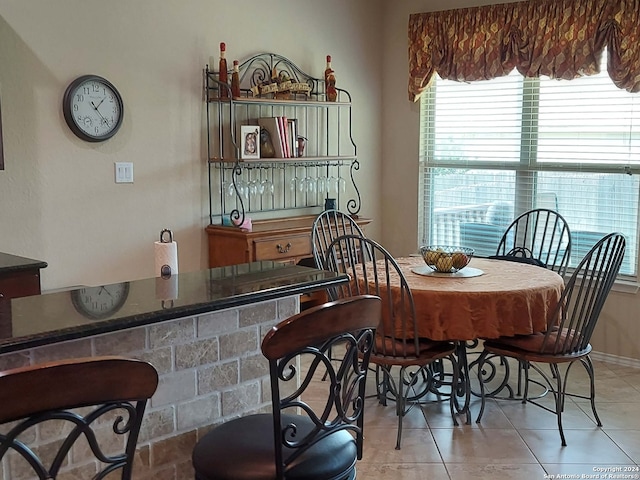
[63,75,124,142]
[71,283,130,320]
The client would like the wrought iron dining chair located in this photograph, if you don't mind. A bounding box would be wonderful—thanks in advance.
[311,209,366,270]
[192,295,381,480]
[496,208,572,277]
[476,232,626,446]
[0,356,159,480]
[490,208,573,397]
[324,234,460,450]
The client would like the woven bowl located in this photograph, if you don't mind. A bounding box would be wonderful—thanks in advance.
[419,246,474,273]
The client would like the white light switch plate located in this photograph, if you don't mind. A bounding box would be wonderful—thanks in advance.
[115,162,134,183]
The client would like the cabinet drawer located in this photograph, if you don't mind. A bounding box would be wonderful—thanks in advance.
[0,270,41,299]
[253,234,311,261]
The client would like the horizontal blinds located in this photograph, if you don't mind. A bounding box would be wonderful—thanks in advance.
[419,59,639,277]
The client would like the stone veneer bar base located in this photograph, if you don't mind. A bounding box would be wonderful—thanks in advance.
[0,295,298,480]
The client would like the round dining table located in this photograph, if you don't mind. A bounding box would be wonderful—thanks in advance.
[393,256,565,342]
[351,254,565,423]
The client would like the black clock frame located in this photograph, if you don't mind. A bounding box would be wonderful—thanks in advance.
[62,74,124,142]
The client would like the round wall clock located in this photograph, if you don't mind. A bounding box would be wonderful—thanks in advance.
[70,283,130,320]
[62,74,124,142]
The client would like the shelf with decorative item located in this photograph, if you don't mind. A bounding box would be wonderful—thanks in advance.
[204,52,360,228]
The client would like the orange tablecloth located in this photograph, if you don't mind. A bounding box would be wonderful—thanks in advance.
[379,257,564,342]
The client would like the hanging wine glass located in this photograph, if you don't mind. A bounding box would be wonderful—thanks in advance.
[338,176,347,193]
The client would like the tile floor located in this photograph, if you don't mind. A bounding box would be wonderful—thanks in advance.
[312,355,640,480]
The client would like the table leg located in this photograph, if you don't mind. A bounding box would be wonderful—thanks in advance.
[453,341,472,425]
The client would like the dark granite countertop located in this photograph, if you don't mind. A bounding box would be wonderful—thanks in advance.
[0,252,48,273]
[0,261,346,354]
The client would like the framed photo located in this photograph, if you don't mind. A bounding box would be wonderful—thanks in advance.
[240,125,260,159]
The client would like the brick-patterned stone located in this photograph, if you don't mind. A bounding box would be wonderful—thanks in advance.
[57,462,98,480]
[260,320,279,338]
[38,418,73,442]
[138,407,175,443]
[152,370,196,407]
[197,309,238,337]
[175,459,196,480]
[32,339,92,363]
[177,396,220,430]
[8,438,67,479]
[198,360,238,394]
[148,318,195,349]
[261,376,272,404]
[150,430,197,467]
[130,445,151,478]
[239,301,277,327]
[221,381,261,417]
[175,337,219,370]
[240,353,269,382]
[136,347,172,374]
[132,463,176,480]
[93,328,146,355]
[278,296,299,319]
[71,423,126,462]
[1,298,302,477]
[219,328,258,360]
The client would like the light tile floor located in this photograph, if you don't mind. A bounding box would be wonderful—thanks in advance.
[312,356,640,480]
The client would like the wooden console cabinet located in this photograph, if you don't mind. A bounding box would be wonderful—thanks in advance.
[206,215,371,268]
[206,215,370,308]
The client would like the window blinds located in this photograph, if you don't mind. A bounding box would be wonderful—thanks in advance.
[419,63,639,277]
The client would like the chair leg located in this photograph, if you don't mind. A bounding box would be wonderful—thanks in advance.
[550,363,567,446]
[377,366,391,406]
[582,356,602,427]
[395,366,405,450]
[475,350,489,423]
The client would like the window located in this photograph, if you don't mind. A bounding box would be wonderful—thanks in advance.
[419,56,640,278]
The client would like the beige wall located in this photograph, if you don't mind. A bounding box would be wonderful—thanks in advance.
[0,0,382,290]
[1,0,638,361]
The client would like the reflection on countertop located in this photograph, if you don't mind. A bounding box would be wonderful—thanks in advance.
[0,261,346,354]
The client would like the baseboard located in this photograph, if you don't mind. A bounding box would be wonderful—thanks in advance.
[591,351,640,369]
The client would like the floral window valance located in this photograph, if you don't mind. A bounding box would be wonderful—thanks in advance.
[408,0,640,101]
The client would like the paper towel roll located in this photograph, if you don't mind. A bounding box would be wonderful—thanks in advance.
[156,275,178,302]
[155,240,178,277]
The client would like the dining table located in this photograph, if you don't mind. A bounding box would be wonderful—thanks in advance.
[382,255,565,422]
[394,256,564,341]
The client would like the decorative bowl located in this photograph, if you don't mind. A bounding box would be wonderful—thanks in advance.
[419,246,475,273]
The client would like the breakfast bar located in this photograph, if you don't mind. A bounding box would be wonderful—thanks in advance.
[0,261,346,480]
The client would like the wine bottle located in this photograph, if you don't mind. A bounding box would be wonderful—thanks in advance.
[218,42,228,98]
[231,60,240,98]
[324,55,333,86]
[324,55,337,102]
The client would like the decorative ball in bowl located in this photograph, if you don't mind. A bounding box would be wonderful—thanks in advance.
[419,246,474,273]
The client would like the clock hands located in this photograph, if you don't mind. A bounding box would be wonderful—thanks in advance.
[98,286,114,298]
[90,100,111,126]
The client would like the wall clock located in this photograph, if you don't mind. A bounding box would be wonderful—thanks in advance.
[70,282,130,320]
[62,75,124,142]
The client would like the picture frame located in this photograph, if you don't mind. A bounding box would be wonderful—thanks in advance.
[240,125,260,160]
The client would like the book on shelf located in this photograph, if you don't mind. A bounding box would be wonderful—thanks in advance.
[277,116,290,158]
[257,117,285,158]
[287,118,298,158]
